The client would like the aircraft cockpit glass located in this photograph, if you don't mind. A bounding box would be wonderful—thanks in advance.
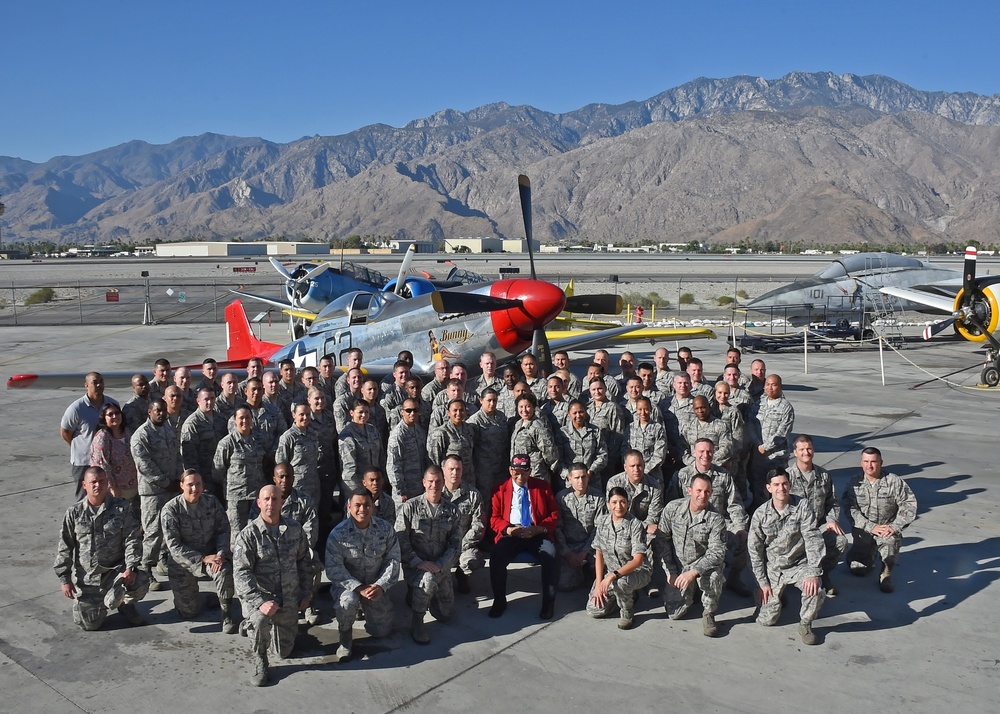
[350,293,373,325]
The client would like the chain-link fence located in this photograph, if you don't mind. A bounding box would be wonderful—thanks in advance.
[0,277,281,327]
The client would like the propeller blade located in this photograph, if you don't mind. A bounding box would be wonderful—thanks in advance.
[532,328,553,376]
[303,262,329,281]
[518,174,537,280]
[269,257,294,281]
[961,245,978,306]
[394,245,417,296]
[564,294,623,315]
[430,291,522,314]
[923,318,956,340]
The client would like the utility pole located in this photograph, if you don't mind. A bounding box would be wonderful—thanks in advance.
[0,194,5,252]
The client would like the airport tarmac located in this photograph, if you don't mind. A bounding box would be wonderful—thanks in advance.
[1,318,998,714]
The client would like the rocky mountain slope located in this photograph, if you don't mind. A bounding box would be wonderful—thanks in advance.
[3,71,999,247]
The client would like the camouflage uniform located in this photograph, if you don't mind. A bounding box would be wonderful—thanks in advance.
[308,410,338,526]
[510,417,560,483]
[213,429,267,542]
[246,401,286,454]
[621,420,667,484]
[681,415,734,470]
[495,388,519,420]
[587,399,626,475]
[388,397,431,431]
[429,391,479,431]
[842,472,917,569]
[586,513,651,618]
[558,423,609,486]
[214,392,241,423]
[131,419,180,571]
[395,495,463,620]
[714,403,749,496]
[468,374,504,399]
[690,381,715,401]
[420,378,447,405]
[233,516,313,659]
[748,394,795,506]
[787,462,847,574]
[386,420,429,503]
[555,486,606,590]
[122,394,149,433]
[669,464,749,575]
[426,421,477,488]
[655,369,675,395]
[160,493,233,617]
[748,495,825,627]
[333,393,360,434]
[324,515,402,637]
[444,485,486,575]
[622,396,662,424]
[540,399,570,434]
[658,497,726,619]
[275,425,320,506]
[467,409,510,496]
[276,381,306,423]
[54,496,149,630]
[339,422,385,493]
[180,409,228,492]
[379,382,407,415]
[525,376,548,402]
[605,472,665,531]
[602,375,622,402]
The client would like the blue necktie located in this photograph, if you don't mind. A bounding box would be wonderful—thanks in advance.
[520,486,532,526]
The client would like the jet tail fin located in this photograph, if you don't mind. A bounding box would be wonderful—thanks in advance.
[225,300,283,366]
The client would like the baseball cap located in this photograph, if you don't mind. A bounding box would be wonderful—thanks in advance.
[510,454,531,470]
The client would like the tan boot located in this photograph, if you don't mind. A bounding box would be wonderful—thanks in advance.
[702,613,718,638]
[799,621,818,645]
[250,651,269,686]
[879,563,894,593]
[336,628,353,662]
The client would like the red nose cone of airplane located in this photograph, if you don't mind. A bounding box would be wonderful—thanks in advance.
[490,279,567,353]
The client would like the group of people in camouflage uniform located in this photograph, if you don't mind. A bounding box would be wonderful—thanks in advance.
[55,344,917,685]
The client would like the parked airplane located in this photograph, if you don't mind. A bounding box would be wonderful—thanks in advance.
[746,252,963,320]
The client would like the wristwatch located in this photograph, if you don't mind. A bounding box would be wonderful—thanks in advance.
[612,570,621,580]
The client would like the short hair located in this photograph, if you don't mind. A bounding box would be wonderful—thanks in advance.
[724,363,741,374]
[83,465,107,480]
[588,362,606,376]
[424,465,444,480]
[481,388,499,398]
[766,468,790,484]
[514,392,537,408]
[393,360,410,371]
[626,374,643,387]
[347,487,374,503]
[202,358,218,367]
[279,359,294,369]
[567,462,589,475]
[442,453,463,468]
[547,374,564,386]
[690,473,713,490]
[300,366,319,379]
[636,362,654,373]
[197,386,216,399]
[445,378,463,389]
[793,434,814,447]
[694,437,715,449]
[446,398,467,412]
[623,448,644,464]
[180,469,202,483]
[154,358,171,369]
[687,357,703,368]
[861,446,882,459]
[234,405,253,418]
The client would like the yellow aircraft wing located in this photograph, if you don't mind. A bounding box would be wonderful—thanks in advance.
[545,325,716,351]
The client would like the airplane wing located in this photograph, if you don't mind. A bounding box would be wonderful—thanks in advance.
[551,315,622,328]
[880,286,956,314]
[230,290,318,321]
[545,324,716,353]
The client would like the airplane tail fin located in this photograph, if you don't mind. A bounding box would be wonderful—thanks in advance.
[224,300,283,366]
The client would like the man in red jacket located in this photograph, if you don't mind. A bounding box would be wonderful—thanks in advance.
[488,454,560,619]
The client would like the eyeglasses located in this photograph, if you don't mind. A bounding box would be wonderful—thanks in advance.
[401,408,417,413]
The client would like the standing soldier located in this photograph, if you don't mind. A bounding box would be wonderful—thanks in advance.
[787,434,847,595]
[233,485,313,687]
[275,404,320,506]
[441,455,486,594]
[339,401,385,496]
[215,373,242,422]
[325,488,402,662]
[842,447,917,593]
[748,469,826,645]
[213,405,267,541]
[659,473,727,637]
[132,398,180,590]
[467,389,510,497]
[180,387,228,496]
[121,373,151,433]
[395,466,463,645]
[427,400,477,488]
[748,374,794,510]
[160,470,236,633]
[386,398,429,506]
[55,466,148,630]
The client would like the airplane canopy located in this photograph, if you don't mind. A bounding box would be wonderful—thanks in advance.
[814,253,927,279]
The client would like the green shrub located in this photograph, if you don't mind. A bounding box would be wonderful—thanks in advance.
[736,289,749,299]
[679,293,695,305]
[25,287,56,306]
[717,295,735,306]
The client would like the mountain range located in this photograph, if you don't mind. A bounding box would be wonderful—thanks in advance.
[3,71,1000,248]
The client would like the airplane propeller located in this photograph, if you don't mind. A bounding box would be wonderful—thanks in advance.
[393,244,417,297]
[518,174,554,374]
[922,246,1000,349]
[564,293,623,315]
[430,291,523,314]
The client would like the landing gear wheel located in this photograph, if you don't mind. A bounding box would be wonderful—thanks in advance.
[982,365,1000,387]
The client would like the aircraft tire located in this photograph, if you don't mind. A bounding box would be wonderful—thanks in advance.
[981,365,1000,388]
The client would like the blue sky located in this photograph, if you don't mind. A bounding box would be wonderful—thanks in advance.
[3,1,998,163]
